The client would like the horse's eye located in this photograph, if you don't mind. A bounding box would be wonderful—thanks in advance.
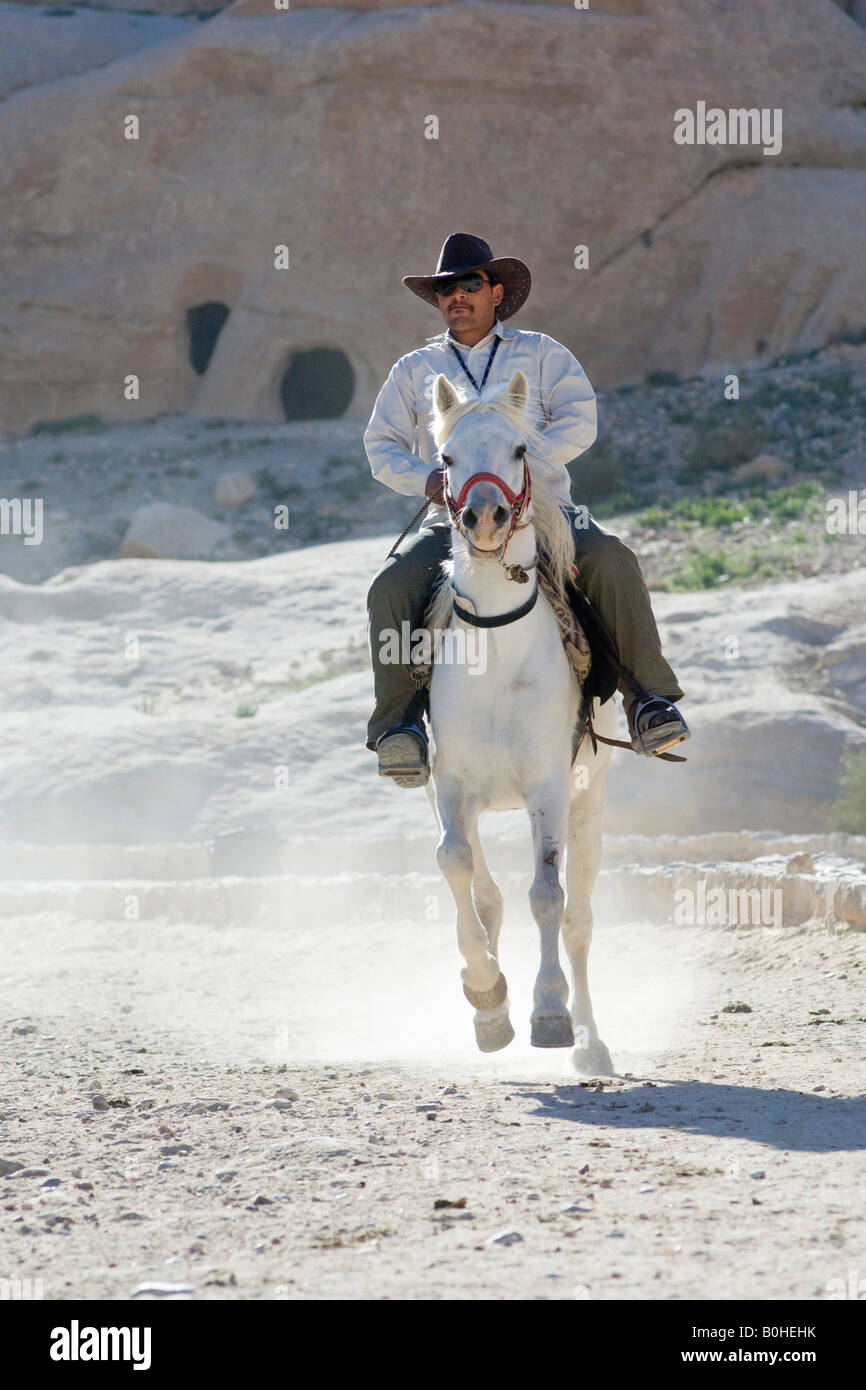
[441,454,453,467]
[514,444,527,460]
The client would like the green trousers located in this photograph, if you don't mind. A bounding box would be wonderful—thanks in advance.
[365,511,683,750]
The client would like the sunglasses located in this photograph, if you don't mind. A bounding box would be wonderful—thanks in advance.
[435,273,492,297]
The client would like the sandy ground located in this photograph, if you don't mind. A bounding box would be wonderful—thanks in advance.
[2,904,864,1302]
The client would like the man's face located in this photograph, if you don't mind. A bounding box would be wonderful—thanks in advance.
[435,272,504,334]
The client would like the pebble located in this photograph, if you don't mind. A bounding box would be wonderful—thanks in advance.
[117,1211,147,1221]
[157,1162,176,1172]
[160,1144,191,1156]
[132,1282,195,1299]
[750,1170,766,1180]
[274,1088,299,1102]
[267,1100,294,1111]
[578,1163,590,1175]
[561,1200,593,1214]
[440,1085,457,1095]
[12,1024,37,1036]
[813,1085,826,1092]
[91,1095,109,1111]
[487,1229,523,1246]
[41,1178,61,1189]
[0,1158,25,1176]
[12,1168,49,1179]
[251,1194,272,1206]
[215,1169,237,1182]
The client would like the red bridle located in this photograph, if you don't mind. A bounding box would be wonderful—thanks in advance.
[444,461,532,557]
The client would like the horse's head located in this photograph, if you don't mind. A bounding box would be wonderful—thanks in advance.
[431,370,532,560]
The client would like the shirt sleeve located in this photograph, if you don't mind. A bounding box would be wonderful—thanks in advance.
[533,335,597,467]
[363,358,429,498]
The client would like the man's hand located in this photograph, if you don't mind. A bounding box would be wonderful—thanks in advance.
[425,467,446,504]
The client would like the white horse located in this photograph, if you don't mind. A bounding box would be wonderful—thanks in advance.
[425,369,616,1075]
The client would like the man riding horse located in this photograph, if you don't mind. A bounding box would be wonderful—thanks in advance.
[364,232,689,786]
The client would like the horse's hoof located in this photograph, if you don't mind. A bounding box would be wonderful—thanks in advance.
[572,1040,616,1077]
[463,972,508,1011]
[530,1012,575,1049]
[474,1007,515,1053]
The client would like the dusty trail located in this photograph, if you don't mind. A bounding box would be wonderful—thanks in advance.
[2,906,864,1302]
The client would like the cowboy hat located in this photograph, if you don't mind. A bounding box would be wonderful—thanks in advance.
[402,233,531,320]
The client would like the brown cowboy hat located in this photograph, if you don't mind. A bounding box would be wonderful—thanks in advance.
[402,233,531,320]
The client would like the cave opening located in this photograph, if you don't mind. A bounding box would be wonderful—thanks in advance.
[279,347,355,420]
[186,301,230,375]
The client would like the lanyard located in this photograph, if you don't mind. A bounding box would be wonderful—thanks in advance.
[449,334,500,394]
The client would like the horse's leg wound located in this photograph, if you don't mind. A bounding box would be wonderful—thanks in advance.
[527,780,574,1048]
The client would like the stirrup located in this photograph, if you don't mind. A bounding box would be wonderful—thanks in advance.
[376,723,429,788]
[629,697,690,758]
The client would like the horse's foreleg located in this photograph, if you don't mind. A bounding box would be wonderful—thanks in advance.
[562,766,615,1076]
[468,824,504,959]
[527,780,573,1048]
[435,782,513,1053]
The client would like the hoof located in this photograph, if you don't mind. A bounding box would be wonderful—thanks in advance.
[572,1040,616,1077]
[530,1012,575,1049]
[463,971,508,1011]
[474,1005,515,1053]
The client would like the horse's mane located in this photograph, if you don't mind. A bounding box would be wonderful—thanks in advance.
[425,380,575,632]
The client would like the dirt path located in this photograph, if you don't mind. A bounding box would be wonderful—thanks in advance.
[2,913,864,1302]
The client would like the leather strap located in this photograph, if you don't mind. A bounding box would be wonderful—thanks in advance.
[452,586,539,628]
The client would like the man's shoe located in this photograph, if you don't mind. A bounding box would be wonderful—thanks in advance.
[629,697,690,757]
[376,723,430,788]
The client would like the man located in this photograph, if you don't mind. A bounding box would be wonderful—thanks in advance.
[364,232,689,787]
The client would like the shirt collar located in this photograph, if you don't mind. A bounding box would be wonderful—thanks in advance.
[426,318,508,349]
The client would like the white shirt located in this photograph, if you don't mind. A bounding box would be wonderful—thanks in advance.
[363,318,597,514]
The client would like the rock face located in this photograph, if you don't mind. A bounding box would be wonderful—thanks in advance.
[0,4,192,103]
[0,0,864,436]
[119,503,232,559]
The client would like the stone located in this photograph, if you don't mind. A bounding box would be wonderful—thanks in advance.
[731,454,788,484]
[787,853,815,875]
[131,1282,196,1298]
[119,504,232,561]
[0,1158,25,1176]
[487,1229,523,1246]
[215,472,256,508]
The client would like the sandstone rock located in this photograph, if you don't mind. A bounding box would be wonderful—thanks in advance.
[119,503,232,560]
[214,471,256,508]
[732,454,788,484]
[0,7,191,104]
[0,1,864,435]
[787,853,816,874]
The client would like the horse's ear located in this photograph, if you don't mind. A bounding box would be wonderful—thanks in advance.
[433,373,459,418]
[505,370,529,415]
